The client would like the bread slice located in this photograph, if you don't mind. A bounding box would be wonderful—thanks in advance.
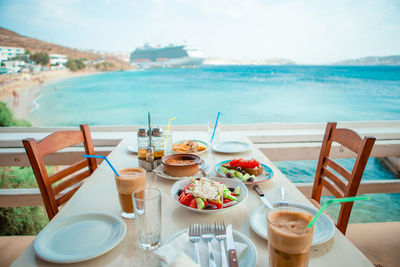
[222,162,264,176]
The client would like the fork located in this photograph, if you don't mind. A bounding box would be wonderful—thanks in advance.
[189,224,201,264]
[214,222,229,267]
[201,224,216,267]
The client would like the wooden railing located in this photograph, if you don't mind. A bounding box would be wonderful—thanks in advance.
[1,121,399,208]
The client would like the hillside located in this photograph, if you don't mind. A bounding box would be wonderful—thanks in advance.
[0,27,132,70]
[333,55,400,66]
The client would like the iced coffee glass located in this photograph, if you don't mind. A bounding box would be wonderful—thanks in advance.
[267,206,315,267]
[114,168,146,219]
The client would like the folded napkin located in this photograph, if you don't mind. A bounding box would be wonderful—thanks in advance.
[154,231,248,267]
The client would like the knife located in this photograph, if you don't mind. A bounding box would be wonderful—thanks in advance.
[226,224,239,267]
[253,185,274,209]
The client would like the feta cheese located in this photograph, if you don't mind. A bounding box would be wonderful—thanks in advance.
[192,178,223,202]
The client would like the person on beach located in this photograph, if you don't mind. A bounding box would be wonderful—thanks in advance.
[12,90,19,106]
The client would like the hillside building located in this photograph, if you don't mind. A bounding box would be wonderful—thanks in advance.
[3,60,25,73]
[49,54,68,66]
[0,46,25,62]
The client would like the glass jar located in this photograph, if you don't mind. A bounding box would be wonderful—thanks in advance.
[137,128,149,168]
[152,127,164,167]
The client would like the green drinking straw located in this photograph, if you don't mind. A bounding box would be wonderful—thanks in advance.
[307,195,371,228]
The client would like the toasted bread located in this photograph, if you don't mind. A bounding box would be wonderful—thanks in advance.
[222,162,264,176]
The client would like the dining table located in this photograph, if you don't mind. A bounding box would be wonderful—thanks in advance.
[12,130,374,266]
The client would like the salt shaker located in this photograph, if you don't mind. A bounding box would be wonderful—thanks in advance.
[152,127,164,168]
[137,128,149,169]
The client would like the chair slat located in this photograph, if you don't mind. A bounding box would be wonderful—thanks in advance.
[56,185,81,207]
[52,169,91,195]
[331,128,362,154]
[38,131,84,157]
[49,159,89,184]
[321,178,343,198]
[326,157,351,181]
[322,167,348,194]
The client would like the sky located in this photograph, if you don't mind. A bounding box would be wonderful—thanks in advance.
[0,0,400,64]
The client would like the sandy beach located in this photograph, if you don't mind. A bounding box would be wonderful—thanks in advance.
[0,68,99,123]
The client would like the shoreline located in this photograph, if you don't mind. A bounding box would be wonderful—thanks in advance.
[0,69,100,123]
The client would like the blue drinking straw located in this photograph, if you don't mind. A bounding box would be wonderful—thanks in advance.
[210,112,222,144]
[82,154,119,176]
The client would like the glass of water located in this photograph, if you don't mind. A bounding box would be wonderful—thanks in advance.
[132,188,162,250]
[164,130,173,155]
[208,120,221,145]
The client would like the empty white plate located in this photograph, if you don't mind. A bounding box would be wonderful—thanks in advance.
[212,141,251,154]
[34,213,126,263]
[127,145,138,154]
[249,203,335,246]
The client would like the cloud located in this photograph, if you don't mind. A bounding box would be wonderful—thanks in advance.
[1,0,400,63]
[35,0,94,27]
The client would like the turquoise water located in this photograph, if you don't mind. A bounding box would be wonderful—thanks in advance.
[29,65,400,222]
[29,65,400,126]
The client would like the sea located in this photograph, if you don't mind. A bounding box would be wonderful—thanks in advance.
[29,65,400,222]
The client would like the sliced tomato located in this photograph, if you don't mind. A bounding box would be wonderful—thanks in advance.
[180,194,194,206]
[208,201,222,209]
[223,198,232,204]
[230,158,260,168]
[229,158,244,167]
[229,159,237,167]
[178,191,186,202]
[189,198,197,209]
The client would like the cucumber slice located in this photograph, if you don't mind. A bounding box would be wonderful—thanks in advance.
[196,198,205,209]
[219,166,229,174]
[233,186,241,196]
[234,171,243,179]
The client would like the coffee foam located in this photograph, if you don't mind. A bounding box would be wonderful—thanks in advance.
[267,210,314,254]
[115,168,146,194]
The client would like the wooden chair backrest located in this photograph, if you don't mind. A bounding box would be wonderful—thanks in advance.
[311,122,375,234]
[22,124,97,220]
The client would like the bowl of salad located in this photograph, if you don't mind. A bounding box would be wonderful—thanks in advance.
[170,177,248,213]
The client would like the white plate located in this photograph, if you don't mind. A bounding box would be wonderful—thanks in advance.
[34,213,126,263]
[215,160,274,184]
[170,178,248,213]
[154,164,205,181]
[249,203,335,246]
[212,141,251,154]
[127,145,138,154]
[162,228,257,267]
[172,140,209,155]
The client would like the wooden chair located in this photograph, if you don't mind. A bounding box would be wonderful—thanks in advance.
[311,122,375,235]
[23,124,97,220]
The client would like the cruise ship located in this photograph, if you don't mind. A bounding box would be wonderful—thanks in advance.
[130,44,205,68]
